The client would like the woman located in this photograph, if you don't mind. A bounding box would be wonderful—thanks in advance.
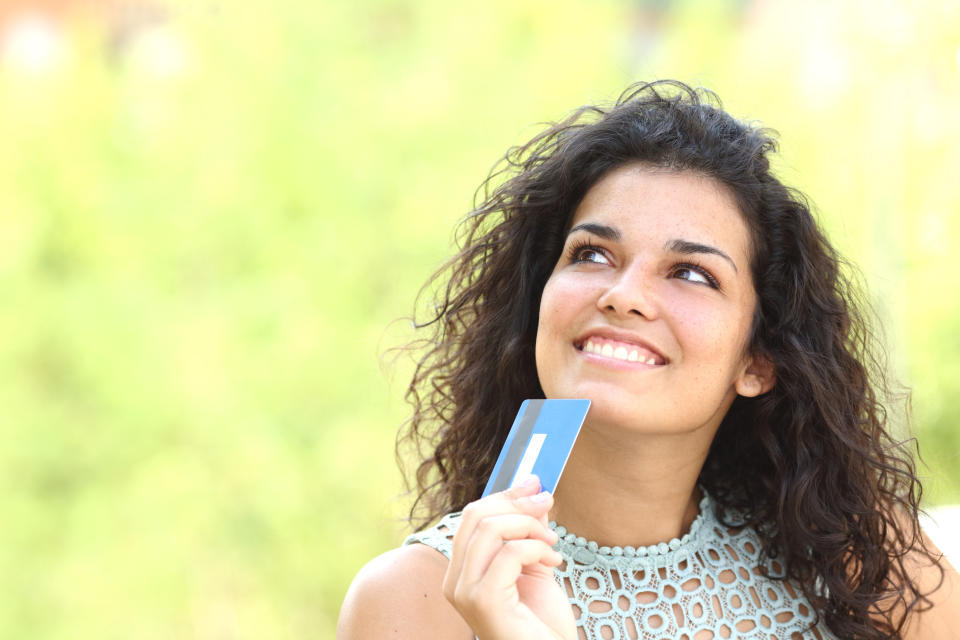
[338,81,960,639]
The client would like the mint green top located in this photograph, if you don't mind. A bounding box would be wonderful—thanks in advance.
[404,492,836,639]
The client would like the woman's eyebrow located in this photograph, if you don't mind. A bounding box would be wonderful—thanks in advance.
[567,222,621,241]
[666,239,738,273]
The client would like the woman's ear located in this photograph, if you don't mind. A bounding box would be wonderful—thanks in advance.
[735,353,776,398]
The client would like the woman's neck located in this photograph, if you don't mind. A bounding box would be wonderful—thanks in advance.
[548,422,714,549]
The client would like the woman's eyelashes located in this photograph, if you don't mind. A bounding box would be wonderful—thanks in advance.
[566,239,611,265]
[566,238,722,290]
[670,262,721,289]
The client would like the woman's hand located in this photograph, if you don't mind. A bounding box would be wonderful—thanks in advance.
[443,476,577,640]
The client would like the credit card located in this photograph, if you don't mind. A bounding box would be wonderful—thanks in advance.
[481,399,590,497]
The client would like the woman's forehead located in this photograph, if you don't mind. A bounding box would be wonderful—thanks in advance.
[568,164,750,258]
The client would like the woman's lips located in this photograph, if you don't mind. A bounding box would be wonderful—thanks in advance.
[578,336,665,365]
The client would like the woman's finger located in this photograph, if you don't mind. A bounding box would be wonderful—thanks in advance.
[445,490,554,600]
[459,539,563,609]
[456,512,559,588]
[447,476,550,585]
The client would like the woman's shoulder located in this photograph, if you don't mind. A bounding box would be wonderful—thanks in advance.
[336,517,473,640]
[898,531,960,639]
[402,511,464,558]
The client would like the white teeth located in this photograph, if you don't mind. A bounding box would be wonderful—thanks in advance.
[582,338,662,365]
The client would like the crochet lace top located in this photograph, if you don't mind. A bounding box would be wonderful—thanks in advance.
[404,493,836,640]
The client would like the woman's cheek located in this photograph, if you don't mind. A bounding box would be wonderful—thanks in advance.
[539,276,580,327]
[669,294,730,342]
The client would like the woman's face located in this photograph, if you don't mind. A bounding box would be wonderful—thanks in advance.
[535,164,773,437]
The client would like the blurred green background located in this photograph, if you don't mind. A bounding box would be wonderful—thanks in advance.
[0,0,958,637]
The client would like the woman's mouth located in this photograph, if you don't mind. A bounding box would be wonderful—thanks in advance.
[577,336,666,365]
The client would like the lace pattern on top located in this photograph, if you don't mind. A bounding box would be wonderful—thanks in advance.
[404,494,836,640]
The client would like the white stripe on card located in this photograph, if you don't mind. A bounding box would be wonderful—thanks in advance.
[510,433,547,487]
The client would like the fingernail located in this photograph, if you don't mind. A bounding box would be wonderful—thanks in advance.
[518,475,539,489]
[530,491,551,504]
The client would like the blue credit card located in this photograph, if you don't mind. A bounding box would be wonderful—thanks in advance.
[481,399,591,497]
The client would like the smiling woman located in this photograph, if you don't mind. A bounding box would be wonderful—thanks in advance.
[337,81,960,640]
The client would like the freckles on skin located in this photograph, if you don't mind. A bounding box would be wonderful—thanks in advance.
[670,293,755,379]
[675,301,751,358]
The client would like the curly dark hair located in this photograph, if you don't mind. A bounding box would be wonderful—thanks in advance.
[396,80,942,639]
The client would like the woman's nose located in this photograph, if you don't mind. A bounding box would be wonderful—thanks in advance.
[596,263,658,320]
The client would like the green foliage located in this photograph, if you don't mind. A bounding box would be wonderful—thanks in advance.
[0,1,957,637]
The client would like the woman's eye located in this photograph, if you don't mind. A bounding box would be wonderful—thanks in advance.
[570,246,610,265]
[673,264,719,288]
